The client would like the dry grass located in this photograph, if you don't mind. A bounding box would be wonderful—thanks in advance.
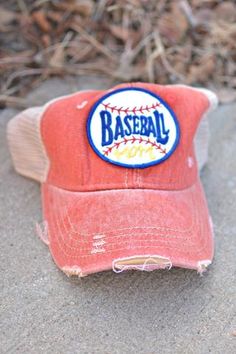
[0,0,235,107]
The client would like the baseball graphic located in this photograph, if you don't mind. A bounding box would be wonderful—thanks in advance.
[87,87,180,168]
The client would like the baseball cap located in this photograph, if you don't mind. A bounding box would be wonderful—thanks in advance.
[7,83,218,276]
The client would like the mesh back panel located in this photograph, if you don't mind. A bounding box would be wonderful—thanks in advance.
[7,107,49,182]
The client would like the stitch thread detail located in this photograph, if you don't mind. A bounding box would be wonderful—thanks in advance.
[76,100,88,109]
[112,255,172,273]
[62,266,83,277]
[47,182,210,266]
[35,221,49,245]
[197,260,211,275]
[91,234,106,254]
[103,136,167,156]
[102,102,161,115]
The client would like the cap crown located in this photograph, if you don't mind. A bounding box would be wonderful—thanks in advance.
[41,83,209,191]
[8,83,212,191]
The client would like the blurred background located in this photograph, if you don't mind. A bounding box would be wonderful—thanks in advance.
[1,2,236,353]
[0,0,235,108]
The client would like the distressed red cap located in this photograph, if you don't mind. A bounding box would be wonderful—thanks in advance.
[7,83,218,276]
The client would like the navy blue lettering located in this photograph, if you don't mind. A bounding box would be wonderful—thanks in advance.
[123,115,132,136]
[133,116,140,134]
[99,109,171,147]
[100,110,113,146]
[114,116,125,140]
[154,111,169,144]
[147,117,156,138]
[140,116,148,136]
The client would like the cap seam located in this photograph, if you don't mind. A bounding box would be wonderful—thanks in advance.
[42,181,199,193]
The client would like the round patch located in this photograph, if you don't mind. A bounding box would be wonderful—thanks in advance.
[87,87,180,168]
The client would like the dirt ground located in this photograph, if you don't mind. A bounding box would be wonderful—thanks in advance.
[0,76,236,354]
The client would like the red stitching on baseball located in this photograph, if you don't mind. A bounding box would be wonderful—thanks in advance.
[103,136,166,156]
[102,102,161,114]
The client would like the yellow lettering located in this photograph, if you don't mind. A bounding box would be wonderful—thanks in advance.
[113,145,156,160]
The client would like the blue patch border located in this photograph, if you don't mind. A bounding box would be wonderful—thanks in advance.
[86,87,180,169]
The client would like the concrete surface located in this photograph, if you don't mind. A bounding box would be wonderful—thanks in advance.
[0,78,236,354]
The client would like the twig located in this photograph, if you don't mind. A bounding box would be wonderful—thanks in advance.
[0,54,34,66]
[146,31,164,82]
[2,68,46,93]
[120,33,153,67]
[147,31,185,82]
[179,0,198,27]
[71,23,117,62]
[0,95,27,108]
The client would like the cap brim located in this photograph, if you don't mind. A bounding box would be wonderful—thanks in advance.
[42,178,214,276]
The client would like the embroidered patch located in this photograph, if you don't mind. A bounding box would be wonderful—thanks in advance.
[87,87,180,168]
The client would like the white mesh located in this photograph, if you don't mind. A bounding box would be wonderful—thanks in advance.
[7,92,90,183]
[191,86,218,170]
[7,107,49,183]
[168,84,218,170]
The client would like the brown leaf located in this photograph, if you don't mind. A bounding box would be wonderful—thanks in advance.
[109,25,130,42]
[32,11,51,33]
[187,55,216,84]
[53,0,94,17]
[158,3,189,44]
[47,11,64,23]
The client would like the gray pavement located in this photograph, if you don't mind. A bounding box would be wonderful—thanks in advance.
[0,78,236,354]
